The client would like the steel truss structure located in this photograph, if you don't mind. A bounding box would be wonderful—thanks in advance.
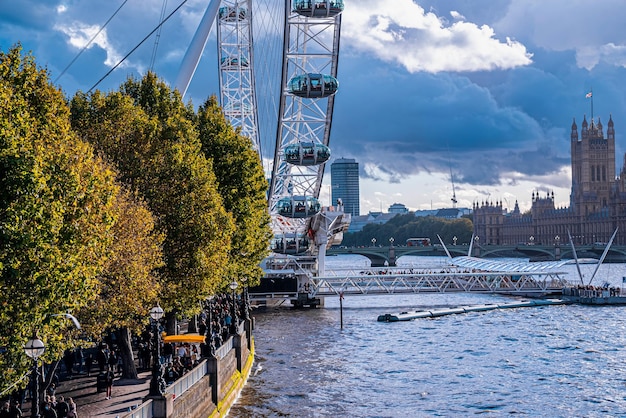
[217,0,261,152]
[312,268,570,297]
[267,2,342,235]
[250,263,571,301]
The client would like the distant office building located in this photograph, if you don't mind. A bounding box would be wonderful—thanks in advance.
[388,203,409,214]
[414,209,438,217]
[435,208,472,219]
[331,158,360,217]
[348,211,397,232]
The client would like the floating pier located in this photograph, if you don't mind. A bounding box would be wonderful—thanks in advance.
[377,299,569,322]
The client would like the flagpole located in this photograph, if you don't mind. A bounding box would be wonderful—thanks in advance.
[590,89,593,121]
[585,89,594,121]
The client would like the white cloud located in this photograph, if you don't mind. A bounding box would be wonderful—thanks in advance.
[576,43,626,70]
[343,0,532,73]
[54,21,141,71]
[450,10,465,21]
[494,0,626,70]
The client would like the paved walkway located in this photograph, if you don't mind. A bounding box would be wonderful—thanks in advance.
[25,370,152,418]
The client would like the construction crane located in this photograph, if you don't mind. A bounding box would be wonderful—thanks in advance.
[450,165,458,208]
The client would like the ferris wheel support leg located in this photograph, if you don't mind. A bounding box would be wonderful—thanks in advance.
[316,237,328,277]
[175,0,221,97]
[311,213,332,277]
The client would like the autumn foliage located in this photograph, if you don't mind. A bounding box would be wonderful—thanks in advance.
[0,46,271,390]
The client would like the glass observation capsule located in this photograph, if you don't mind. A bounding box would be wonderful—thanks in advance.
[219,6,247,21]
[276,196,321,218]
[271,233,310,254]
[284,142,331,166]
[293,0,345,18]
[287,73,338,98]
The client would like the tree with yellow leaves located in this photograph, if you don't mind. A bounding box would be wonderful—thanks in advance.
[0,45,119,393]
[71,73,234,332]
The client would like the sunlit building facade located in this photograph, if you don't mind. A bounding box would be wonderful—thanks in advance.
[474,114,626,245]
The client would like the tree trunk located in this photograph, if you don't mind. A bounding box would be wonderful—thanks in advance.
[165,312,177,336]
[188,315,198,333]
[41,361,60,406]
[117,327,138,379]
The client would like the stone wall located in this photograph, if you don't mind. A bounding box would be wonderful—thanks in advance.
[170,376,215,418]
[130,319,254,418]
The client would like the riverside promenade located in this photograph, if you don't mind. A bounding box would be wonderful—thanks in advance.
[22,318,254,417]
[24,370,152,418]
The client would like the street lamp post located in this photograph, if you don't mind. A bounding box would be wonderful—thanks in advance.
[555,235,561,260]
[24,334,45,418]
[203,297,216,357]
[229,281,239,334]
[241,277,250,321]
[148,305,165,397]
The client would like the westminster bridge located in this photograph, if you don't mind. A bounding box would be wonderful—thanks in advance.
[326,244,626,267]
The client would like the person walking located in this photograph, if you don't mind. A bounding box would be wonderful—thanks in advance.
[75,348,84,375]
[85,353,94,377]
[97,344,108,373]
[41,401,57,418]
[63,349,75,379]
[105,367,115,400]
[0,401,10,418]
[107,350,117,376]
[66,398,77,418]
[7,400,22,418]
[55,396,69,418]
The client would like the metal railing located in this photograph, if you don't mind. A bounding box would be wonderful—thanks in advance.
[214,336,233,359]
[123,399,153,418]
[168,359,209,400]
[122,330,244,418]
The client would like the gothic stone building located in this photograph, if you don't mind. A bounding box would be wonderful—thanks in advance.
[474,114,626,246]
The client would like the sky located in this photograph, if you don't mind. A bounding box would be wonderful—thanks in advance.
[2,0,626,215]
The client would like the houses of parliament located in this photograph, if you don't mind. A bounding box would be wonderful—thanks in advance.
[473,113,626,246]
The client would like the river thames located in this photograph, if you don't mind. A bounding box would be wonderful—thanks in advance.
[232,255,626,417]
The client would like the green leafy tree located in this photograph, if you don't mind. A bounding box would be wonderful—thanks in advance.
[197,96,272,287]
[0,46,119,392]
[76,187,163,378]
[343,214,473,247]
[70,73,234,323]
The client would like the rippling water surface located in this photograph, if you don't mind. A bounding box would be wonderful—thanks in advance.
[231,256,626,417]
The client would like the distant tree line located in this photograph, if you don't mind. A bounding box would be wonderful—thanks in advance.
[341,213,474,247]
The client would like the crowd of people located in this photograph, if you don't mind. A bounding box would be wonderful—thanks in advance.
[198,292,246,355]
[0,400,23,418]
[0,395,77,418]
[563,284,623,298]
[1,292,247,417]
